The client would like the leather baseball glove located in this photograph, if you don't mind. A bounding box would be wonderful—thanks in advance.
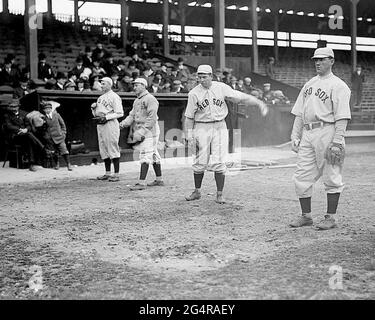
[92,116,107,125]
[325,142,345,166]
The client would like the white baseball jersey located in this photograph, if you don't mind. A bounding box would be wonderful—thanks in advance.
[291,72,351,123]
[94,90,123,118]
[185,81,245,122]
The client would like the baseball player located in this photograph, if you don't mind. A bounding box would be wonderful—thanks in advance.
[289,47,351,230]
[184,64,268,204]
[119,78,164,190]
[91,77,124,182]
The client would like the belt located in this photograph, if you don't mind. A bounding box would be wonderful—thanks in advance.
[304,121,333,130]
[195,119,224,123]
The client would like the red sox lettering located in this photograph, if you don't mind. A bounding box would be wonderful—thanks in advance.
[303,86,330,103]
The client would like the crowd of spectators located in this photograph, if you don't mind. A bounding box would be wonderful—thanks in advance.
[0,42,290,105]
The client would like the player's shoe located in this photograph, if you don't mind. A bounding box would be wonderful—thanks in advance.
[54,161,60,170]
[108,176,120,182]
[289,215,313,228]
[185,190,201,201]
[97,174,110,180]
[130,183,146,191]
[315,215,337,230]
[215,194,226,204]
[147,180,165,186]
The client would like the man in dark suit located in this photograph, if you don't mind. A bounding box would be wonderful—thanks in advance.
[2,99,47,171]
[41,102,72,171]
[38,53,53,82]
[70,57,85,79]
[0,58,20,87]
[351,65,365,108]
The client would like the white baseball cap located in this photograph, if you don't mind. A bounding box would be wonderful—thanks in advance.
[311,47,334,59]
[197,64,213,74]
[100,77,113,86]
[133,78,148,87]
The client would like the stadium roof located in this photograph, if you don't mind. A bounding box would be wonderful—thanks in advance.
[77,0,375,19]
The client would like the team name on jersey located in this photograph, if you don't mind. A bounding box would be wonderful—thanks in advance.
[304,87,330,103]
[196,98,224,110]
[97,97,112,109]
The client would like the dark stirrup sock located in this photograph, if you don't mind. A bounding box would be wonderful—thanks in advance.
[193,172,204,189]
[140,163,149,180]
[112,157,120,173]
[299,197,311,214]
[104,158,111,172]
[152,162,162,177]
[214,171,225,192]
[327,193,340,214]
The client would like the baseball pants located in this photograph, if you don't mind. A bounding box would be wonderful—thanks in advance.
[133,124,161,164]
[192,120,228,173]
[294,124,345,198]
[97,119,121,159]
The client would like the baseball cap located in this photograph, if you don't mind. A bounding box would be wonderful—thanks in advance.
[311,47,334,59]
[100,77,113,87]
[133,78,148,87]
[197,65,213,74]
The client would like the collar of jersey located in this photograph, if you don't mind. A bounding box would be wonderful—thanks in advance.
[317,72,333,80]
[137,90,149,99]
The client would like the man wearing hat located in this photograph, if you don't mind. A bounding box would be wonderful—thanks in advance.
[184,64,268,204]
[119,78,164,190]
[91,77,124,182]
[3,99,47,171]
[289,47,351,230]
[41,101,72,171]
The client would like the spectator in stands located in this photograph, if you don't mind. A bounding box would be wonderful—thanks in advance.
[38,53,53,82]
[176,57,190,83]
[222,71,231,85]
[53,72,67,90]
[3,99,47,171]
[126,60,140,79]
[229,76,239,90]
[262,83,274,104]
[40,101,72,171]
[149,78,163,93]
[90,75,102,91]
[6,53,20,73]
[127,41,141,57]
[213,68,223,82]
[159,63,170,82]
[0,58,20,87]
[153,72,164,87]
[13,77,32,98]
[70,57,85,79]
[76,79,85,92]
[161,80,171,93]
[114,59,126,80]
[118,72,133,92]
[184,75,198,92]
[83,81,92,92]
[243,77,255,94]
[272,90,290,105]
[265,56,275,79]
[139,42,153,60]
[91,59,107,78]
[111,72,121,92]
[351,65,365,108]
[140,66,154,87]
[92,41,108,62]
[169,66,179,84]
[64,72,77,91]
[82,46,93,68]
[237,79,245,92]
[102,53,116,76]
[170,79,186,93]
[132,53,146,73]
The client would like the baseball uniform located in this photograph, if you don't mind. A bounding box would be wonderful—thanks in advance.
[291,72,351,198]
[93,89,124,159]
[185,81,250,173]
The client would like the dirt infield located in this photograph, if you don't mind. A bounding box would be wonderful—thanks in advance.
[1,143,374,300]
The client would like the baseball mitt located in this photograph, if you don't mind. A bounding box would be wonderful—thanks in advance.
[325,142,345,166]
[92,116,107,125]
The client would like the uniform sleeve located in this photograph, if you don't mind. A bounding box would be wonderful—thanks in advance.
[120,106,135,127]
[291,85,306,116]
[143,96,159,130]
[184,92,198,119]
[105,94,124,120]
[331,83,351,121]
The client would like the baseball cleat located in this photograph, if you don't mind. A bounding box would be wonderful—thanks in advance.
[147,180,165,186]
[289,215,313,228]
[315,215,337,230]
[108,176,120,182]
[185,190,201,201]
[215,194,226,204]
[97,174,110,180]
[130,183,146,191]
